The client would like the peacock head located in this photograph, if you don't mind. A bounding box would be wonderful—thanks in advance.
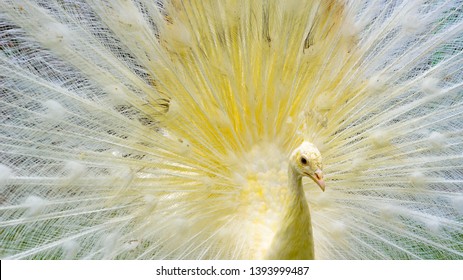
[290,141,325,191]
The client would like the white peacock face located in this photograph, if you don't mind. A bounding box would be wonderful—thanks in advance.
[291,141,325,191]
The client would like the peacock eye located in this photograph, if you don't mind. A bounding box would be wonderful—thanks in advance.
[300,157,308,165]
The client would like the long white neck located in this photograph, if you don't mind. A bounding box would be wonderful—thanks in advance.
[266,165,315,259]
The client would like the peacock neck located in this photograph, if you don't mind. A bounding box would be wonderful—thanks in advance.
[287,165,306,199]
[266,165,315,259]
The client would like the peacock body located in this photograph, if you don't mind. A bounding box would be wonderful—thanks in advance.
[0,0,462,259]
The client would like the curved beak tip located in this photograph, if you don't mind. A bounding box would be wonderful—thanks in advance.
[314,170,325,192]
[318,180,326,192]
[304,170,326,191]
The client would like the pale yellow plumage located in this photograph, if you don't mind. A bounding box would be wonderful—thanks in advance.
[121,0,348,258]
[1,0,462,260]
[267,141,324,259]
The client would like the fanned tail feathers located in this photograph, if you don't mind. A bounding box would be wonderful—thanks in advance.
[0,0,462,259]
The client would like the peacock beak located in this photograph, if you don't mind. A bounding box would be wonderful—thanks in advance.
[309,169,325,192]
